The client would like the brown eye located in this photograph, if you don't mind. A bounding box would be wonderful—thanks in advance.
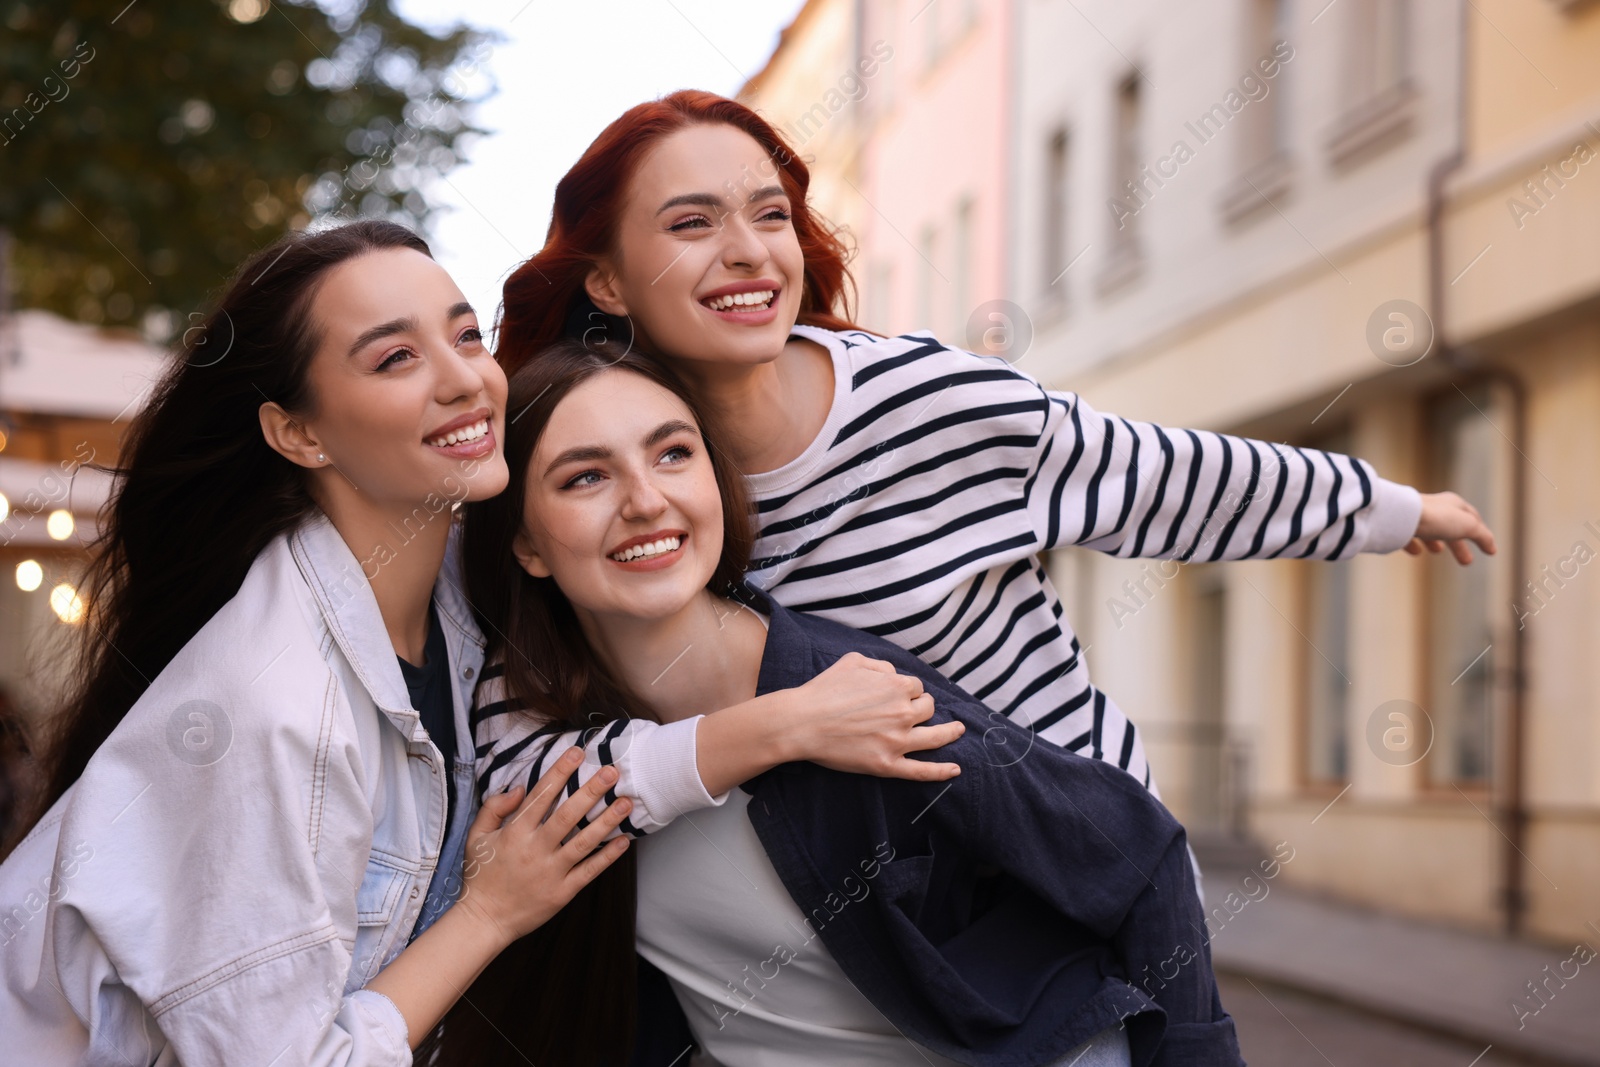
[376,348,413,371]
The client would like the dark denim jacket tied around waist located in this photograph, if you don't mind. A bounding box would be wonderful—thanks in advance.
[633,590,1243,1067]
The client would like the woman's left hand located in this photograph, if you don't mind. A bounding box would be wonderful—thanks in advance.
[1404,491,1497,565]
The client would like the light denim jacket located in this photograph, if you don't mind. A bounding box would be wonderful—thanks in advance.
[0,509,484,1065]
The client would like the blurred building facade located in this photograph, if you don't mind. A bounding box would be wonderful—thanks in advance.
[745,0,1600,945]
[740,0,1013,342]
[0,309,161,724]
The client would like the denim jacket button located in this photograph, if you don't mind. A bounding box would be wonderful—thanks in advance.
[410,886,420,898]
[463,666,474,680]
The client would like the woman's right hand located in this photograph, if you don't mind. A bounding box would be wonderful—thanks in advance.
[454,747,634,946]
[783,652,964,781]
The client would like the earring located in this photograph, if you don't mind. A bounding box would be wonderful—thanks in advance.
[316,453,325,463]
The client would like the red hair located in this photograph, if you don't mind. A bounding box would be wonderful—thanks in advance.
[496,90,860,375]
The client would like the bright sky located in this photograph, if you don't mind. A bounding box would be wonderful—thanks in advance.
[395,0,807,327]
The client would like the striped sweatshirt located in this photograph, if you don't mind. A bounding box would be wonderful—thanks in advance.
[472,326,1422,829]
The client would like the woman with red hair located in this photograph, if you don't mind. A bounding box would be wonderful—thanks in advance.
[483,88,1495,818]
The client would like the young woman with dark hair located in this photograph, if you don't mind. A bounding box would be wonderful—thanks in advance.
[461,339,1243,1067]
[483,89,1495,828]
[0,220,650,1063]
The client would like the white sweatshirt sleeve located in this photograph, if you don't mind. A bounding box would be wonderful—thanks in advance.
[470,665,727,839]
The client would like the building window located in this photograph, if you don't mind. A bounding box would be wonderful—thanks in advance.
[923,0,942,72]
[1099,73,1145,293]
[1241,0,1288,168]
[863,261,893,335]
[1326,0,1416,166]
[917,225,939,332]
[1111,74,1141,246]
[1217,0,1293,224]
[1190,574,1230,832]
[952,196,973,344]
[1347,0,1409,100]
[1302,430,1353,785]
[1042,126,1071,302]
[1425,383,1513,788]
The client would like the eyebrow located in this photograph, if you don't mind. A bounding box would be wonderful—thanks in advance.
[345,302,477,359]
[542,419,700,477]
[744,185,787,204]
[656,192,724,215]
[655,185,788,215]
[646,419,698,447]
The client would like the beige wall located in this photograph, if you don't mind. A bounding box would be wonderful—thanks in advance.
[1468,0,1600,158]
[1021,0,1600,945]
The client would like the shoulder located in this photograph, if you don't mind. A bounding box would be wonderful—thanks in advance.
[470,656,553,751]
[112,531,343,766]
[793,326,1030,388]
[794,326,1051,443]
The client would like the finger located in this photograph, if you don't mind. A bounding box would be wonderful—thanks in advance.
[472,785,521,828]
[897,673,927,701]
[1451,539,1474,566]
[512,748,586,825]
[564,835,631,889]
[1404,538,1424,556]
[1425,539,1444,554]
[905,692,937,724]
[1474,524,1498,555]
[562,796,634,858]
[884,757,962,782]
[541,763,620,842]
[902,719,966,753]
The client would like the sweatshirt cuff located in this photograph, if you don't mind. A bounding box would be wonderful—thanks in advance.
[1361,477,1423,555]
[626,715,728,827]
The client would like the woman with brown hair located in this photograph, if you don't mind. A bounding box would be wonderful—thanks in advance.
[457,339,1243,1067]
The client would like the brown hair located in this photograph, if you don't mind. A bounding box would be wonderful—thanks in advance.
[437,338,755,1065]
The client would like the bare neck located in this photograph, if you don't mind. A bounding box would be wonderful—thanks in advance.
[677,336,834,475]
[316,489,454,665]
[578,591,768,724]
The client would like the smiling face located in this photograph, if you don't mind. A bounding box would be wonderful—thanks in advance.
[514,368,724,624]
[585,123,806,373]
[286,247,509,507]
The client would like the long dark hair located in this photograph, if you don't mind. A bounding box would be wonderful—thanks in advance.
[6,220,432,854]
[437,338,754,1065]
[497,89,861,377]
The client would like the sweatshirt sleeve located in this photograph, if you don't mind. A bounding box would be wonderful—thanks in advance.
[470,663,727,838]
[1023,382,1422,561]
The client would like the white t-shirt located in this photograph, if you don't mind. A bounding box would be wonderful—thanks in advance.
[635,788,968,1067]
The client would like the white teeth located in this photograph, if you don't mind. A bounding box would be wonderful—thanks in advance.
[610,535,682,562]
[427,419,488,448]
[705,289,774,311]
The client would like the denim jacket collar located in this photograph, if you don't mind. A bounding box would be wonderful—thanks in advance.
[288,507,486,741]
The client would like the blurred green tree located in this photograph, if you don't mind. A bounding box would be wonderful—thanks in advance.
[0,0,493,334]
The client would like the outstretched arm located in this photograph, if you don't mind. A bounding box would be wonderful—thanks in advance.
[1025,383,1430,563]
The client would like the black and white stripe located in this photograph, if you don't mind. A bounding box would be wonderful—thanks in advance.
[472,326,1416,818]
[743,326,1413,795]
